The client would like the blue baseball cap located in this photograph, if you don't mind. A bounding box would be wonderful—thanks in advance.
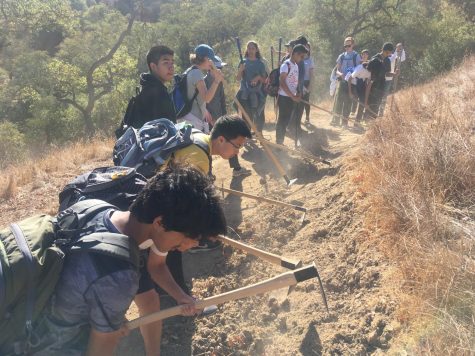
[194,44,218,62]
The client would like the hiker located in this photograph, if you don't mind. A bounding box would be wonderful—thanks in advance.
[236,41,268,134]
[205,57,252,178]
[379,42,406,116]
[348,49,371,126]
[332,36,362,127]
[303,43,315,124]
[122,115,251,306]
[287,36,310,146]
[4,165,226,356]
[275,44,309,145]
[178,44,224,134]
[365,42,396,119]
[117,45,176,136]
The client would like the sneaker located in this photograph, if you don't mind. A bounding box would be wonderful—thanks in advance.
[232,167,252,177]
[188,240,222,253]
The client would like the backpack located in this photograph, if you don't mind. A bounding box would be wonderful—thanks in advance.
[58,166,148,212]
[113,118,211,178]
[171,66,199,118]
[0,199,140,354]
[116,86,142,139]
[339,52,358,67]
[265,62,290,97]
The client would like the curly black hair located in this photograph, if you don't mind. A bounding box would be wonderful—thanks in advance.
[129,164,226,239]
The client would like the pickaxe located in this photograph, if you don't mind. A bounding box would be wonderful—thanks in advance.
[234,98,298,187]
[219,186,307,226]
[126,262,329,330]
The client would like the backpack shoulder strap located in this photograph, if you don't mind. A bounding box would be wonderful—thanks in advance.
[191,131,212,174]
[353,52,357,67]
[72,232,140,268]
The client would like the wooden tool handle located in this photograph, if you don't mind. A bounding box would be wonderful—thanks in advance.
[217,235,301,269]
[219,186,306,212]
[233,98,289,180]
[126,263,317,330]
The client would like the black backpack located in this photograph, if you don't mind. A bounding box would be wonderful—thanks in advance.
[115,86,143,138]
[265,62,290,97]
[58,166,147,212]
[171,66,199,118]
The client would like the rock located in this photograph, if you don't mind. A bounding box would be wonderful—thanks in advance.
[278,317,287,332]
[367,330,380,347]
[305,283,316,292]
[250,339,265,354]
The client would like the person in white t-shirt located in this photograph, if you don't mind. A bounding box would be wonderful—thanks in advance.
[379,42,406,115]
[275,44,308,144]
[348,49,370,125]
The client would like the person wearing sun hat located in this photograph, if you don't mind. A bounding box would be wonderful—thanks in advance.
[178,44,224,134]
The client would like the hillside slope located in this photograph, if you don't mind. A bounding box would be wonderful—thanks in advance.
[1,59,473,355]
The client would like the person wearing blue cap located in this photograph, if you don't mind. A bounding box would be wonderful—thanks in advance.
[178,44,224,134]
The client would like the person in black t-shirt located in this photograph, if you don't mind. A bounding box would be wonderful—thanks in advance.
[131,45,177,129]
[365,42,396,119]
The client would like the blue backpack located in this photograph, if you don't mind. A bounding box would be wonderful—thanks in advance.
[113,118,210,178]
[171,66,199,118]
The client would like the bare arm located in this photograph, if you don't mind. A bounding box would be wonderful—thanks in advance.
[147,252,189,302]
[86,328,125,356]
[236,62,245,82]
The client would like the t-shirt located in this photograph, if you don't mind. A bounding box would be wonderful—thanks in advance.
[303,56,315,81]
[278,59,299,97]
[168,133,212,174]
[186,67,206,120]
[350,64,371,85]
[32,209,139,355]
[386,49,406,81]
[239,58,267,91]
[336,51,362,79]
[367,54,391,90]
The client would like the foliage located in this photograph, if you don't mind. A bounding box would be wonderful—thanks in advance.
[0,121,27,168]
[0,0,473,161]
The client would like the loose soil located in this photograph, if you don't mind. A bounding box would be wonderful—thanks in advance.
[0,104,403,355]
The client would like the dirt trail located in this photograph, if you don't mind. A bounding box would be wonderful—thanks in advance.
[0,105,402,355]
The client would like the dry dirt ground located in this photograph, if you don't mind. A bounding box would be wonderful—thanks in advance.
[0,104,403,355]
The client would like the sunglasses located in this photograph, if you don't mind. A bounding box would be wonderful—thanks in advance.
[344,44,352,48]
[224,137,243,149]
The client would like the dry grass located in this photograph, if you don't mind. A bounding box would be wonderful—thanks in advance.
[0,136,114,200]
[356,56,475,354]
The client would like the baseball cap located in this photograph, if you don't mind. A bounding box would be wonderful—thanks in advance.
[213,55,227,69]
[285,40,295,47]
[194,44,218,62]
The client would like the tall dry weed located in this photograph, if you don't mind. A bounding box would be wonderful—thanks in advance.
[0,136,114,200]
[357,56,475,354]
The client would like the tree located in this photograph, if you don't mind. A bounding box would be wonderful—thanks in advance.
[52,5,137,136]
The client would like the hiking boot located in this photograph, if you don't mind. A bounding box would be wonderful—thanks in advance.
[188,239,221,254]
[232,167,252,177]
